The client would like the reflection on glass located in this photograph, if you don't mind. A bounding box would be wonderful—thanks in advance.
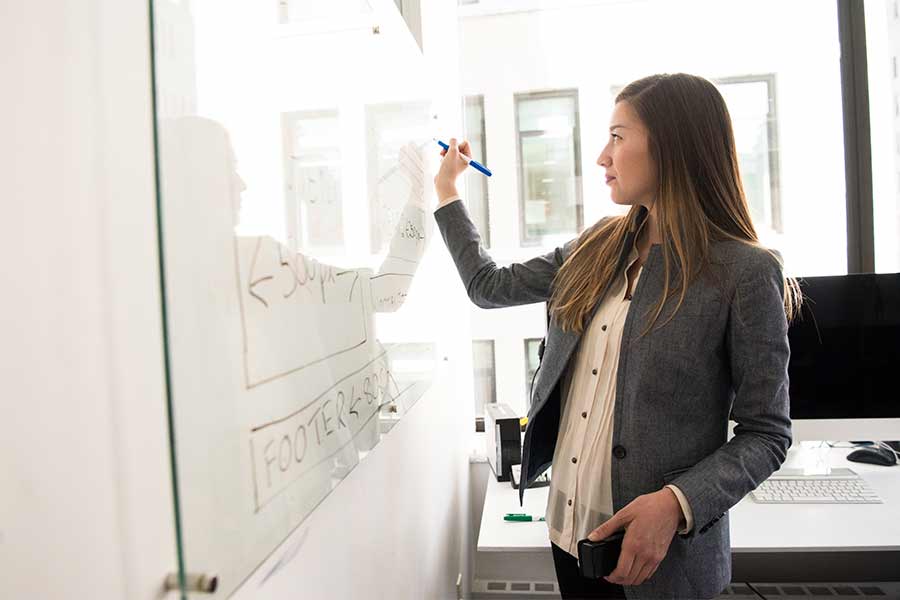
[516,90,583,246]
[150,0,438,596]
[282,111,344,253]
[367,102,432,254]
[472,340,496,415]
[464,95,491,246]
[866,0,900,272]
[524,338,541,409]
[380,342,437,432]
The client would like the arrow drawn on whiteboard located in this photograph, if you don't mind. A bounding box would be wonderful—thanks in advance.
[249,276,274,308]
[248,237,273,308]
[335,270,360,302]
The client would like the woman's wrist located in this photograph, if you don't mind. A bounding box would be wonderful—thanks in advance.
[436,187,460,208]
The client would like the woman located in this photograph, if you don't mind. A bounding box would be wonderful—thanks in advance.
[433,73,800,599]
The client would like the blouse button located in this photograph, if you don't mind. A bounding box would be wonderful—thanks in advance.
[571,457,578,464]
[568,499,573,506]
[581,411,587,419]
[601,324,608,331]
[591,368,598,375]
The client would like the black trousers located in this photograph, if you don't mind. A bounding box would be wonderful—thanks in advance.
[551,543,627,599]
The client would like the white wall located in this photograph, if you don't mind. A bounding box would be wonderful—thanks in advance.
[0,1,177,599]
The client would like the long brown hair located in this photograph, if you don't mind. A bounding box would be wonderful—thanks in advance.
[551,73,801,333]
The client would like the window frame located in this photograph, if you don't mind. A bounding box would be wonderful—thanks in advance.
[523,337,542,410]
[714,74,784,234]
[471,338,497,410]
[838,0,876,273]
[464,94,491,247]
[514,88,584,247]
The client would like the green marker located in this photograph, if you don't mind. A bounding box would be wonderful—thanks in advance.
[504,513,545,522]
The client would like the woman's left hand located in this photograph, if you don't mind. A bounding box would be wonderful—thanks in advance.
[586,488,684,586]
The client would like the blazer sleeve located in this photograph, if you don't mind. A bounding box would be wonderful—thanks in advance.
[667,249,792,538]
[434,200,581,309]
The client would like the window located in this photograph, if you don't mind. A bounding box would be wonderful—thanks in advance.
[461,0,849,276]
[281,110,344,253]
[472,340,496,415]
[717,76,783,235]
[866,0,900,272]
[515,90,583,246]
[464,95,491,246]
[609,75,784,237]
[523,338,542,409]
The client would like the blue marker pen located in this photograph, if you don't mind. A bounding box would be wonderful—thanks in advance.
[435,139,493,177]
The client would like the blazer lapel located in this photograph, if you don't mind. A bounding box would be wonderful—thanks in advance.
[533,223,640,409]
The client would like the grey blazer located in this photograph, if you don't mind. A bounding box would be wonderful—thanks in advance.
[435,201,791,599]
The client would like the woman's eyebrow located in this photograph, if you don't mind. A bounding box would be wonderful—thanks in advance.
[609,124,629,131]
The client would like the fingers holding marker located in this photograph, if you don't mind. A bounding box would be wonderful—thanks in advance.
[435,138,492,177]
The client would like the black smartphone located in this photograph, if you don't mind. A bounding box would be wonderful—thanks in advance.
[577,531,625,579]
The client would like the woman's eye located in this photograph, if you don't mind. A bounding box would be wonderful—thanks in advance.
[610,133,621,142]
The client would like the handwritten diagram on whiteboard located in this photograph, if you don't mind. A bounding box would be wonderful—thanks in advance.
[236,237,368,389]
[160,119,433,597]
[152,1,440,594]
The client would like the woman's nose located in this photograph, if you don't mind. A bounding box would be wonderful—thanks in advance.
[597,153,609,168]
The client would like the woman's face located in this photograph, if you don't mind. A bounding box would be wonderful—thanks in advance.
[597,101,657,209]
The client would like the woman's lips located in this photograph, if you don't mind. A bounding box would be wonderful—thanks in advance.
[605,176,616,184]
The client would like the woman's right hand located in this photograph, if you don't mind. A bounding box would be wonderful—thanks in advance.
[434,137,471,206]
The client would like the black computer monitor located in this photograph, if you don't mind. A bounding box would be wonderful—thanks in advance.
[787,272,900,440]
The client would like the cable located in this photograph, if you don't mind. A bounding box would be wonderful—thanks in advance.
[826,441,858,449]
[745,582,769,600]
[875,440,900,459]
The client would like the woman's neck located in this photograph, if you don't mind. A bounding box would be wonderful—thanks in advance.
[638,204,662,251]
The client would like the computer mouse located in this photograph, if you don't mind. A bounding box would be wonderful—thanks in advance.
[846,446,898,466]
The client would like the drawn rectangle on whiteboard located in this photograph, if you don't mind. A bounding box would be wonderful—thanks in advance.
[249,352,391,510]
[237,236,368,388]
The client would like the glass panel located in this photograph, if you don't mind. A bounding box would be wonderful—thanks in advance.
[464,95,491,246]
[867,0,900,273]
[516,92,583,246]
[472,340,496,415]
[150,1,439,596]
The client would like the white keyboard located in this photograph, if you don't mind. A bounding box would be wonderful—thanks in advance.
[751,468,883,504]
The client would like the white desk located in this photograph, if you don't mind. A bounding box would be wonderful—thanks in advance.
[477,447,900,584]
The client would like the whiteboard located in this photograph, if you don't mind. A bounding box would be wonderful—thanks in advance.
[152,0,441,595]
